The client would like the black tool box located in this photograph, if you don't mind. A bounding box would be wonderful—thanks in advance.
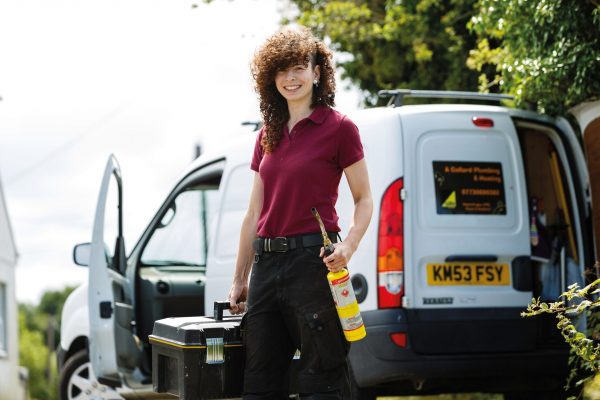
[149,302,244,399]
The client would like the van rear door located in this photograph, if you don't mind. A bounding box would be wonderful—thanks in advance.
[402,107,533,353]
[404,107,531,310]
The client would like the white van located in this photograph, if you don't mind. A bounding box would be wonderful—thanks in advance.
[58,90,593,400]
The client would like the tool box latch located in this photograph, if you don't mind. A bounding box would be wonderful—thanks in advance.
[206,337,224,364]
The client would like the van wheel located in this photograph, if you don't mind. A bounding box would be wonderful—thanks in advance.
[59,349,123,400]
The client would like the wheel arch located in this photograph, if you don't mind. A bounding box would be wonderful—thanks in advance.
[65,336,88,363]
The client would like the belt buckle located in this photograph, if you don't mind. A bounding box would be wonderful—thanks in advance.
[263,237,289,252]
[274,237,288,252]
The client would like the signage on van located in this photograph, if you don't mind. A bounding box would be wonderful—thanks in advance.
[433,161,506,214]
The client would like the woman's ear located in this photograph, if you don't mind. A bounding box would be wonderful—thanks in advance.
[313,64,320,81]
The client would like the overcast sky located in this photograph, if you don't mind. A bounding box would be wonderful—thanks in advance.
[0,0,360,303]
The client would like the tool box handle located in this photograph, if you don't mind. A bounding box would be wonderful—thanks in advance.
[213,301,231,321]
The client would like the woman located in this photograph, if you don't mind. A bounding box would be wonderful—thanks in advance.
[228,27,373,399]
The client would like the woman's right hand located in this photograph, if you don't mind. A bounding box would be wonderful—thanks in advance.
[228,281,248,315]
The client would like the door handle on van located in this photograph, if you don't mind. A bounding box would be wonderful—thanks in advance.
[445,255,498,262]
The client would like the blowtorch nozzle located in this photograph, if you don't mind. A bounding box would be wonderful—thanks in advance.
[311,207,333,248]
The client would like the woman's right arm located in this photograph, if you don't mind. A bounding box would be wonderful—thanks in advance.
[228,172,264,314]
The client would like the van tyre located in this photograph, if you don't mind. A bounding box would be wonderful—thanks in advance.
[59,349,123,400]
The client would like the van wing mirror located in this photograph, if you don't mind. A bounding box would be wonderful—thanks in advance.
[73,243,91,266]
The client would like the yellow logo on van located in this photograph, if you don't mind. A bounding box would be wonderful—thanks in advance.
[442,191,457,209]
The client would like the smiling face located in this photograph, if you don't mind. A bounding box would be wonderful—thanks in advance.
[274,62,320,106]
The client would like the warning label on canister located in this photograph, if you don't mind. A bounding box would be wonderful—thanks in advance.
[329,274,357,308]
[340,312,364,332]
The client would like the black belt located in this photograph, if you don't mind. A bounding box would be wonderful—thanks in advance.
[253,232,338,254]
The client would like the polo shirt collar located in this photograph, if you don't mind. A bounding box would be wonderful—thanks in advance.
[307,105,330,125]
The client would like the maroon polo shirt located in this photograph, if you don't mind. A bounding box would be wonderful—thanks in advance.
[250,105,364,238]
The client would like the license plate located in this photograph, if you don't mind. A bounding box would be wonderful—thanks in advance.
[426,263,510,285]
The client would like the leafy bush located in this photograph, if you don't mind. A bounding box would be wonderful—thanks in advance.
[19,287,74,400]
[19,312,57,400]
[522,277,600,398]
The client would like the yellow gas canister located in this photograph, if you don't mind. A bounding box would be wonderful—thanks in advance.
[327,269,367,341]
[311,208,366,342]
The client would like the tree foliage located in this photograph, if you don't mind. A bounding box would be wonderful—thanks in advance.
[19,287,74,400]
[19,311,56,400]
[20,286,75,348]
[39,286,75,325]
[462,0,600,115]
[286,0,600,113]
[288,0,481,105]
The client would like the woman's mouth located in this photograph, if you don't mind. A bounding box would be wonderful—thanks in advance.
[284,85,301,91]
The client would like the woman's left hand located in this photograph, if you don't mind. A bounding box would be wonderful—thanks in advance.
[320,242,354,272]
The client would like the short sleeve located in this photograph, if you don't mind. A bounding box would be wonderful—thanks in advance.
[250,128,264,172]
[337,117,364,169]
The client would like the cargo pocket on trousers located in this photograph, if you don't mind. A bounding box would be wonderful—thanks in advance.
[304,307,348,371]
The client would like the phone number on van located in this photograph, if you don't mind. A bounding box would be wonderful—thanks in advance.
[426,263,510,285]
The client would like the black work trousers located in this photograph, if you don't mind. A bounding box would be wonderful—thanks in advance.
[243,245,350,399]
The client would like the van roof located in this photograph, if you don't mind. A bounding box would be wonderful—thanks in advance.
[349,103,563,131]
[180,103,565,182]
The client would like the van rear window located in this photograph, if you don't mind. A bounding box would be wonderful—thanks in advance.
[433,161,506,215]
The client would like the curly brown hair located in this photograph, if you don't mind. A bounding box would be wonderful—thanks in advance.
[251,27,336,153]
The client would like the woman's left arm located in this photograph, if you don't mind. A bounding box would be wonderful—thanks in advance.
[323,158,373,272]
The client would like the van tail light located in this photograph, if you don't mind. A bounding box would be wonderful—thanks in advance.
[472,116,494,128]
[390,332,407,348]
[377,178,404,309]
